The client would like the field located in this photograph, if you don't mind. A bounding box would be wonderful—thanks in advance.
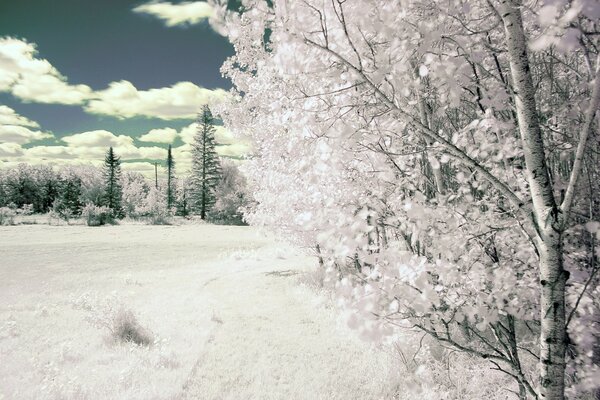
[0,224,399,400]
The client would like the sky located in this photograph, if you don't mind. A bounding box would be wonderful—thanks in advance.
[0,0,248,176]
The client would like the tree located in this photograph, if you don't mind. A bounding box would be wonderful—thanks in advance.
[190,105,221,219]
[212,0,600,398]
[175,177,191,217]
[166,144,176,209]
[102,147,123,218]
[53,174,83,219]
[121,171,150,218]
[208,159,250,224]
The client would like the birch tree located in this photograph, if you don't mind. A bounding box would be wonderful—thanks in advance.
[212,0,600,398]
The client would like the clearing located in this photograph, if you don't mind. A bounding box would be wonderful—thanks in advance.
[0,224,398,400]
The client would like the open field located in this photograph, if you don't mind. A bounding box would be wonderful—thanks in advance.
[0,224,398,400]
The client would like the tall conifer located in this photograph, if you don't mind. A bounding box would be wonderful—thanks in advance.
[166,144,176,209]
[190,105,221,219]
[102,147,123,218]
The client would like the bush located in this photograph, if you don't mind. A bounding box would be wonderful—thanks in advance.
[81,204,115,226]
[0,207,16,226]
[136,187,172,225]
[110,308,153,346]
[74,293,154,346]
[16,204,34,216]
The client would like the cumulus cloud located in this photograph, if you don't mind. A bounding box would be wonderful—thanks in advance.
[138,127,178,143]
[0,125,53,145]
[0,37,229,120]
[85,80,229,120]
[61,130,134,148]
[0,37,92,104]
[0,105,39,127]
[0,106,52,144]
[0,142,24,157]
[133,1,214,27]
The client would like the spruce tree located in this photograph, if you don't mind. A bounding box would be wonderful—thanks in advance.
[190,105,221,219]
[166,144,176,209]
[53,176,83,218]
[102,147,123,218]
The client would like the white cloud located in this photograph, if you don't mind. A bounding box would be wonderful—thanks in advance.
[0,125,53,145]
[0,143,24,157]
[57,130,169,162]
[61,130,134,148]
[133,1,214,27]
[0,105,39,127]
[0,106,52,144]
[0,37,229,120]
[85,80,229,120]
[25,145,77,160]
[0,37,92,104]
[138,127,178,143]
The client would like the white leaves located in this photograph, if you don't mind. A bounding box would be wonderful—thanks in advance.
[428,155,440,170]
[584,221,600,234]
[538,4,559,25]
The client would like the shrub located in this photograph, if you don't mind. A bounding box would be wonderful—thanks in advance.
[81,204,115,226]
[0,207,16,226]
[74,293,154,346]
[110,308,153,346]
[16,204,34,216]
[136,187,172,225]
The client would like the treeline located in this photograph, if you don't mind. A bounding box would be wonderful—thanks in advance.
[0,105,250,225]
[0,152,250,225]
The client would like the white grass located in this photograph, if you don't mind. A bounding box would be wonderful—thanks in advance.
[0,224,400,399]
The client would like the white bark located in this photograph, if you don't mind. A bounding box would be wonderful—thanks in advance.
[561,54,600,222]
[499,1,566,398]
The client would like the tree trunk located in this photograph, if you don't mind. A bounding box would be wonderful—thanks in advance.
[499,0,567,398]
[538,230,567,400]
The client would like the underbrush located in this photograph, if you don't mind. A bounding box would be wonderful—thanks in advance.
[0,207,16,225]
[72,293,154,346]
[81,204,116,227]
[298,265,519,400]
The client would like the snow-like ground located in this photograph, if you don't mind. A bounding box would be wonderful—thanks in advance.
[0,224,398,399]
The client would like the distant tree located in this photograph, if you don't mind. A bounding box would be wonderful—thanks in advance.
[121,171,150,218]
[190,106,221,219]
[101,147,124,218]
[166,144,176,209]
[208,160,250,224]
[4,164,39,210]
[39,168,60,213]
[53,175,83,218]
[175,177,191,217]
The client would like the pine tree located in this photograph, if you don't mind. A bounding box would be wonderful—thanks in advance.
[190,105,221,219]
[102,147,123,218]
[166,144,176,209]
[53,176,83,219]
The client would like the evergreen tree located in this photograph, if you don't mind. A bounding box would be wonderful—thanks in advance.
[53,176,83,218]
[101,147,124,218]
[175,178,190,217]
[190,106,221,219]
[166,144,176,209]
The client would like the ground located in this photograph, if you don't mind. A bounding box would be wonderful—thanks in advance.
[0,224,398,400]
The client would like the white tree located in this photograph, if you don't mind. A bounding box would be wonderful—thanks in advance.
[212,0,600,398]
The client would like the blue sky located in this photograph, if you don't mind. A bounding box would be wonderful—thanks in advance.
[0,1,247,175]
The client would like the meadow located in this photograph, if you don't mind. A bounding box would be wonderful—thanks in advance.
[0,224,400,400]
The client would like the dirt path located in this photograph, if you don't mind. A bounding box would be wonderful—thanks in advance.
[179,249,395,400]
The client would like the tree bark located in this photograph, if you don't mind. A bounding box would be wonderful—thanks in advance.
[499,0,566,398]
